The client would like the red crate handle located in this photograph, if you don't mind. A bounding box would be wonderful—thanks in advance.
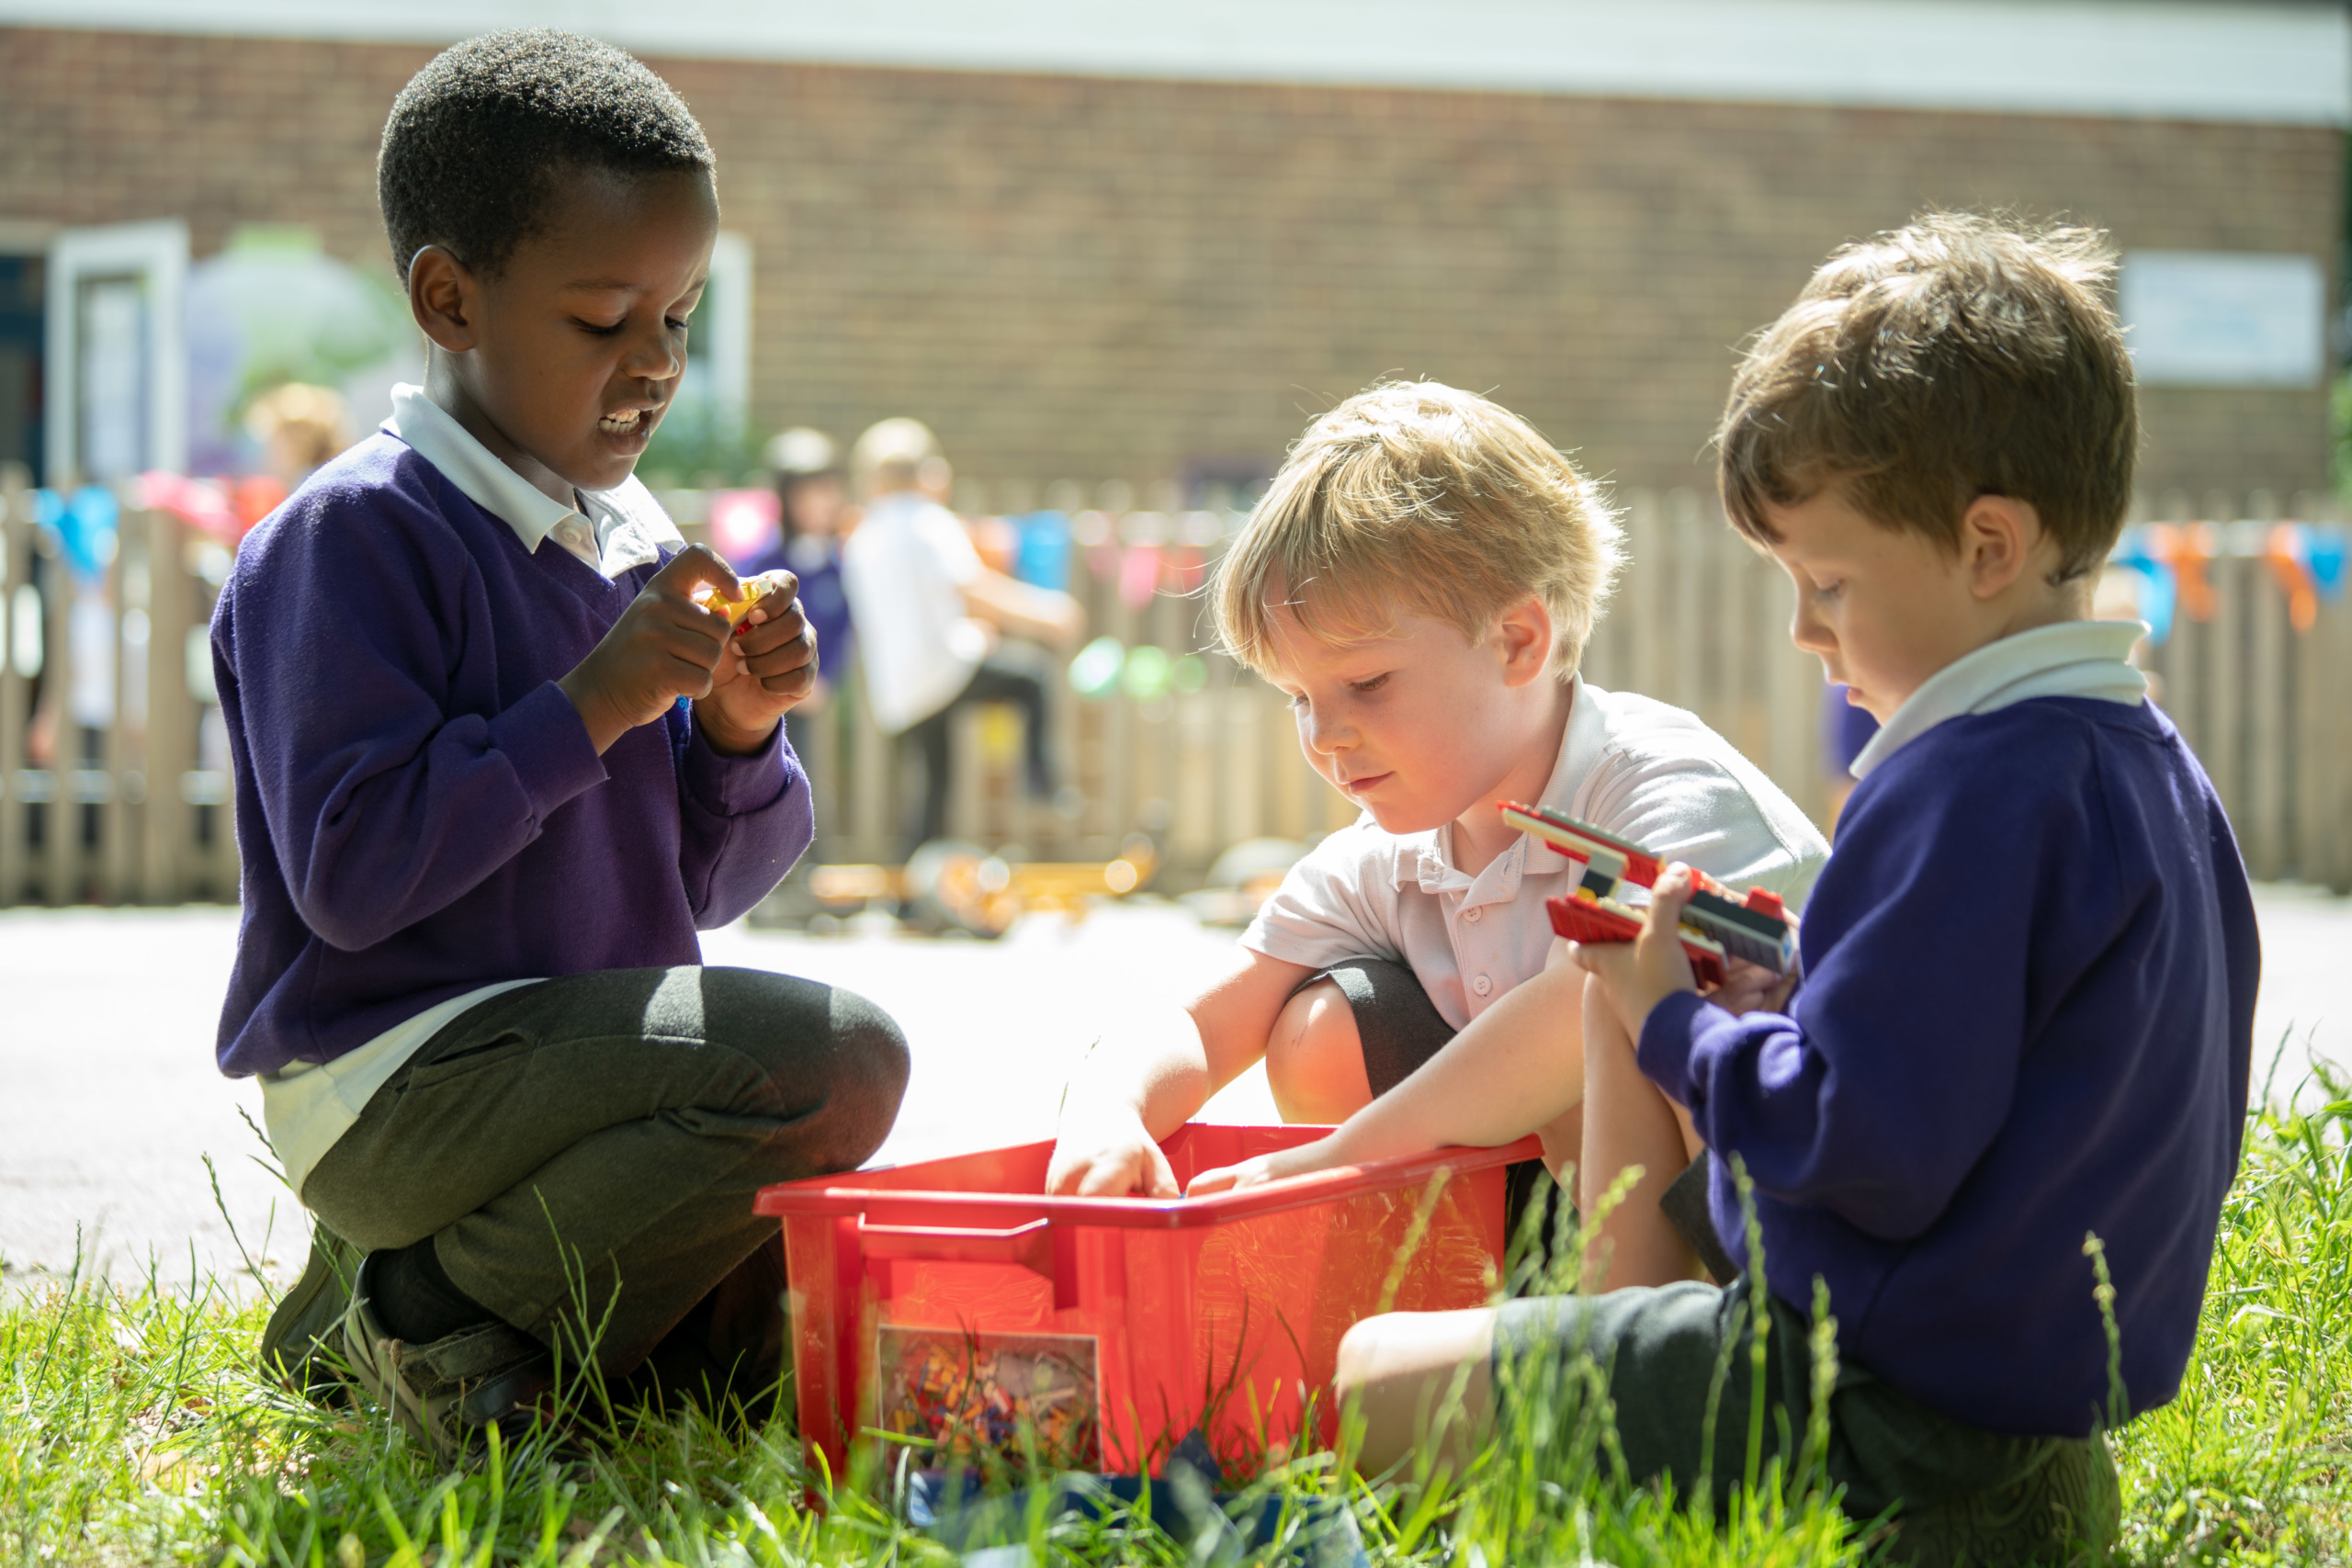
[857,1214,1058,1280]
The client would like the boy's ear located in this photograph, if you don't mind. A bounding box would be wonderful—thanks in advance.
[406,244,481,354]
[1493,595,1555,687]
[1960,494,2043,600]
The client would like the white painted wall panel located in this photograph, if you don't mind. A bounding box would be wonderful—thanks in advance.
[0,0,2344,126]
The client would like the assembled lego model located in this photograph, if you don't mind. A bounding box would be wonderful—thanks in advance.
[1498,801,1795,988]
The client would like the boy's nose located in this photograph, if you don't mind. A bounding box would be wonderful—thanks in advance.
[1296,704,1346,755]
[1789,601,1833,656]
[625,326,685,383]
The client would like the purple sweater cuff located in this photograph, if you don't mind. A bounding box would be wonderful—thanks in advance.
[489,680,607,818]
[683,715,794,818]
[1635,988,1721,1108]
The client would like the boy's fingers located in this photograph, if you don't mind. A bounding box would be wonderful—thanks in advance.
[1144,1140,1181,1198]
[732,603,808,655]
[1647,863,1695,926]
[656,542,742,600]
[1186,1166,1238,1197]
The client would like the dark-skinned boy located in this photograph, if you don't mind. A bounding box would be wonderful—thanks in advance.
[224,31,909,1457]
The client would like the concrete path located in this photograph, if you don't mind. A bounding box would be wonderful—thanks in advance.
[3,886,2344,1292]
[0,900,1268,1292]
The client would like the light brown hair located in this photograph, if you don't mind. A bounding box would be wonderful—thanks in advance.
[1213,380,1622,682]
[1716,213,2136,582]
[850,416,944,497]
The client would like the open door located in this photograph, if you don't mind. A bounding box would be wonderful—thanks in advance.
[45,219,187,485]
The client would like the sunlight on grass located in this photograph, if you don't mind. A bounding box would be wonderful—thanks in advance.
[6,1068,2350,1567]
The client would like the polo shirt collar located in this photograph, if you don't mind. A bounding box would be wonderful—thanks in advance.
[1852,618,2148,779]
[384,383,682,578]
[1389,672,1605,897]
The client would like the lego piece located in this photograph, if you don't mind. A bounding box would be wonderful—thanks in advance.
[692,573,783,628]
[1503,801,1797,976]
[1544,888,1732,989]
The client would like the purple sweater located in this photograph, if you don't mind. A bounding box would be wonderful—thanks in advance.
[1641,696,2257,1437]
[211,432,812,1078]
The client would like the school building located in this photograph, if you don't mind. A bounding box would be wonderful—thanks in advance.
[0,0,2343,505]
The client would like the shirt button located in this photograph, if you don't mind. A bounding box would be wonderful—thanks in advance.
[1464,906,1483,923]
[1473,974,1493,997]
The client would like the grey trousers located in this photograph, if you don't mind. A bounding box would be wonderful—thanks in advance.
[1496,1284,2120,1566]
[302,966,909,1391]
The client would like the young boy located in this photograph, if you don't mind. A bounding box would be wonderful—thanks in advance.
[1047,382,1826,1221]
[838,417,1084,852]
[228,31,910,1456]
[1334,219,2260,1562]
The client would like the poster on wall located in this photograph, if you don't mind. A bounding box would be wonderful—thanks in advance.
[2120,251,2325,389]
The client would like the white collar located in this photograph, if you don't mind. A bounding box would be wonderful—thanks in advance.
[1851,619,2148,779]
[385,383,682,577]
[1389,673,1603,897]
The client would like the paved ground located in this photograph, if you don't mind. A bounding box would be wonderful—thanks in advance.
[4,886,2346,1293]
[0,900,1271,1293]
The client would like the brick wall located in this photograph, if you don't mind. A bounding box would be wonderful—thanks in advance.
[0,27,2335,500]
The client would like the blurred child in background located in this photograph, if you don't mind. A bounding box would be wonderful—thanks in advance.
[245,382,354,491]
[744,429,856,774]
[840,417,1083,852]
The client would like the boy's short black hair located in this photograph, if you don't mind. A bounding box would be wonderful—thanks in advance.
[1715,213,2136,584]
[379,29,714,284]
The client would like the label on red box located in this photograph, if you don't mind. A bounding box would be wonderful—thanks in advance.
[875,1325,1102,1469]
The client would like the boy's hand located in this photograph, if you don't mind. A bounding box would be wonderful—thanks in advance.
[1569,862,1703,1040]
[696,570,819,756]
[558,545,740,755]
[1186,1134,1343,1197]
[1711,956,1798,1018]
[1046,1104,1180,1198]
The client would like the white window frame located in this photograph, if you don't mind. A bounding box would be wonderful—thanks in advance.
[698,230,752,436]
[45,219,189,482]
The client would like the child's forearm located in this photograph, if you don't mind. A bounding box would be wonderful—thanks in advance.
[1321,961,1589,1165]
[1064,1007,1217,1136]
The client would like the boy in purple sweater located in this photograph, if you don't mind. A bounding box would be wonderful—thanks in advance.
[232,32,908,1456]
[1332,217,2258,1562]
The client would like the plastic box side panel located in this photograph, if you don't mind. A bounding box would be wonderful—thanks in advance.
[781,1212,854,1486]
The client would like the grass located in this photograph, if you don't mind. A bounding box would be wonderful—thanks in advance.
[6,1066,2351,1568]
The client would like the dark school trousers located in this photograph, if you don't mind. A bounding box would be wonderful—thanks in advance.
[902,646,1057,853]
[1495,1284,2120,1567]
[301,966,909,1391]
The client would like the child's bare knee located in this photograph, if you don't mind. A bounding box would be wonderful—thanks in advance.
[1333,1308,1498,1475]
[1265,979,1372,1122]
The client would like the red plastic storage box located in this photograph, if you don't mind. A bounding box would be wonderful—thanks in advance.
[754,1122,1542,1480]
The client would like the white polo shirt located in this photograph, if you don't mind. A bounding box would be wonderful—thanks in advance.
[1241,677,1829,1032]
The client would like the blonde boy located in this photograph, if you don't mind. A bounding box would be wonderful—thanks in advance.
[1047,382,1824,1214]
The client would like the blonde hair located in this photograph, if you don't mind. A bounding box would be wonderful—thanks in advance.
[1213,381,1622,682]
[850,416,944,497]
[244,382,351,474]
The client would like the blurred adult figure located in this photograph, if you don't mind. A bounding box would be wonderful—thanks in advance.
[840,418,1083,853]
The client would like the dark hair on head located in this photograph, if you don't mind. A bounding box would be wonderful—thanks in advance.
[379,29,713,284]
[1716,212,2136,583]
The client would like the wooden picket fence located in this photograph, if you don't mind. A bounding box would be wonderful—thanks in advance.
[1,468,2346,907]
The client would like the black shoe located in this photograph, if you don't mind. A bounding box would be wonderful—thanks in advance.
[258,1226,363,1403]
[342,1253,558,1463]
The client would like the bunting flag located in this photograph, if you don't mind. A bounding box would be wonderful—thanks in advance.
[2265,525,2320,633]
[136,470,286,547]
[2108,530,2178,646]
[31,487,121,586]
[2143,523,2220,624]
